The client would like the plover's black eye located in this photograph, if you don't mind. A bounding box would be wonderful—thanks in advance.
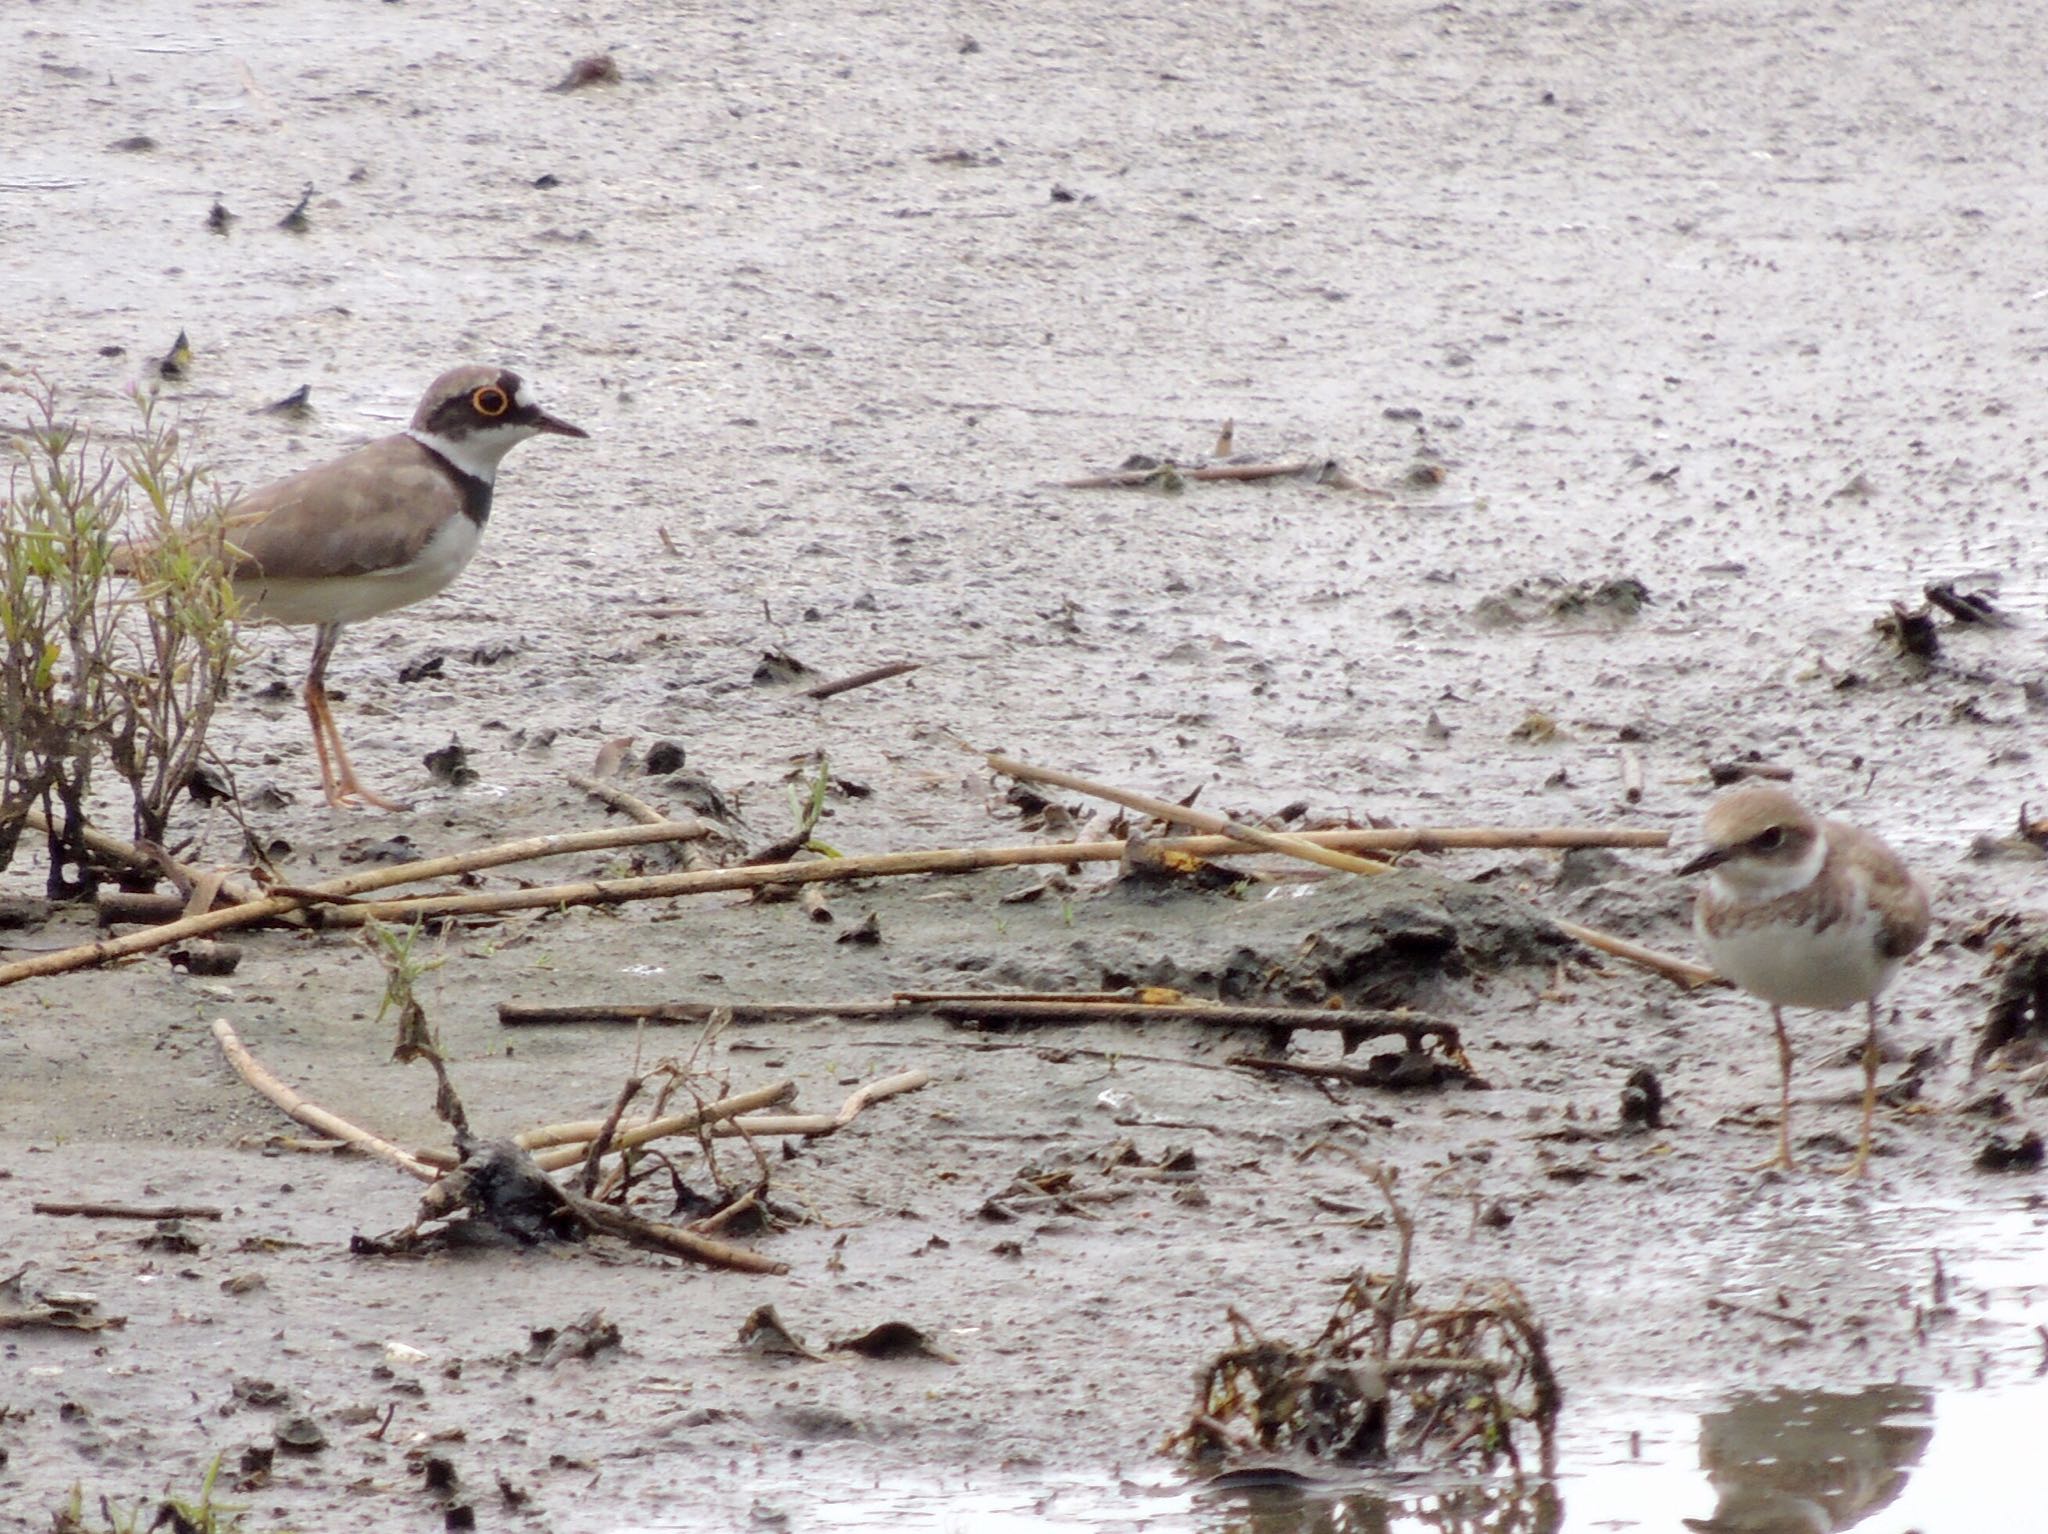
[471,386,510,418]
[1755,826,1785,851]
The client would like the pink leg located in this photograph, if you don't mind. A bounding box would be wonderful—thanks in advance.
[303,623,408,812]
[1841,1000,1880,1179]
[1751,1005,1797,1172]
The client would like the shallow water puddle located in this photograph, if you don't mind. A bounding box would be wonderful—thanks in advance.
[628,1379,2042,1532]
[1565,1380,2045,1532]
[624,1197,2046,1532]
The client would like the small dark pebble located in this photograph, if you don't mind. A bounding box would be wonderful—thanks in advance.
[423,738,477,788]
[552,54,620,91]
[167,940,242,977]
[259,383,313,418]
[644,740,687,775]
[234,1377,290,1409]
[1976,1130,2044,1173]
[1620,1065,1665,1130]
[274,1414,327,1453]
[278,184,314,232]
[1876,602,1940,661]
[185,762,232,803]
[398,653,446,684]
[836,912,882,946]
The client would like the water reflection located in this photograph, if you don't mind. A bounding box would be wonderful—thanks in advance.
[1682,1387,1933,1533]
[1193,1469,1562,1534]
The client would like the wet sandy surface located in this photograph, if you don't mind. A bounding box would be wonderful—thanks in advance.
[5,0,2048,1528]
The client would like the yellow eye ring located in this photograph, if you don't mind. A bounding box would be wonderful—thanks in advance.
[472,386,510,418]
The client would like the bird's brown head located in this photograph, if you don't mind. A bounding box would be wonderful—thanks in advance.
[1679,785,1823,886]
[407,366,587,481]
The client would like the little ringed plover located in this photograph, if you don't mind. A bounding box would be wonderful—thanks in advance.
[1680,785,1931,1176]
[124,365,587,809]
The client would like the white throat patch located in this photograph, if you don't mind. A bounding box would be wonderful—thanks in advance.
[409,423,538,483]
[1712,833,1828,905]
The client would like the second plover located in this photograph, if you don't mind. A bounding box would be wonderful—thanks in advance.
[1681,785,1931,1175]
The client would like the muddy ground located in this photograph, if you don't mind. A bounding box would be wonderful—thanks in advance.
[4,1,2048,1529]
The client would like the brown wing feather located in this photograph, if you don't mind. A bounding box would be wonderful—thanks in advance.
[1823,819,1932,959]
[221,435,456,581]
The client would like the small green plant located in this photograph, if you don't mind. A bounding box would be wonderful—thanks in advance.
[52,1452,263,1534]
[100,388,241,849]
[365,917,444,1033]
[787,752,837,855]
[1,380,239,893]
[367,919,468,1133]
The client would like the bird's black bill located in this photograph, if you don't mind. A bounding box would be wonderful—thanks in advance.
[1677,847,1729,877]
[528,408,589,439]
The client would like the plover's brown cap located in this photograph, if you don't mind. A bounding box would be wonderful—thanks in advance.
[1678,785,1821,880]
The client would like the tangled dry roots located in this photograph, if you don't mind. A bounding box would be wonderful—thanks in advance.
[1168,1164,1560,1478]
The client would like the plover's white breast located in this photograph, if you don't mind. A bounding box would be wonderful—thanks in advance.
[1696,885,1898,1011]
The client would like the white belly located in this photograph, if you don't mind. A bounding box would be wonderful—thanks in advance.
[236,515,481,627]
[1698,903,1898,1011]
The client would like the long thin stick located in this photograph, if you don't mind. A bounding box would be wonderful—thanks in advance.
[496,997,1453,1045]
[24,806,177,881]
[987,752,1395,880]
[821,1068,930,1127]
[408,1080,799,1171]
[527,1082,798,1172]
[566,1196,787,1275]
[1060,461,1356,489]
[806,661,922,700]
[49,825,1663,941]
[32,1201,225,1221]
[1549,917,1717,988]
[493,1071,936,1167]
[4,821,1673,987]
[211,1018,438,1181]
[0,820,712,988]
[986,752,1716,989]
[564,771,676,827]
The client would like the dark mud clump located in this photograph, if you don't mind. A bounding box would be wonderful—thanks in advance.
[950,869,1569,1013]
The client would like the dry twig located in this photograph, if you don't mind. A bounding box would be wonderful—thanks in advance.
[0,819,711,987]
[32,1201,224,1221]
[564,770,675,826]
[987,751,1716,989]
[806,660,922,700]
[497,995,1454,1052]
[211,1017,438,1181]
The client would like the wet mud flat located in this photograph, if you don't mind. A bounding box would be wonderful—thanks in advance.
[5,839,2046,1530]
[7,0,2048,1528]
